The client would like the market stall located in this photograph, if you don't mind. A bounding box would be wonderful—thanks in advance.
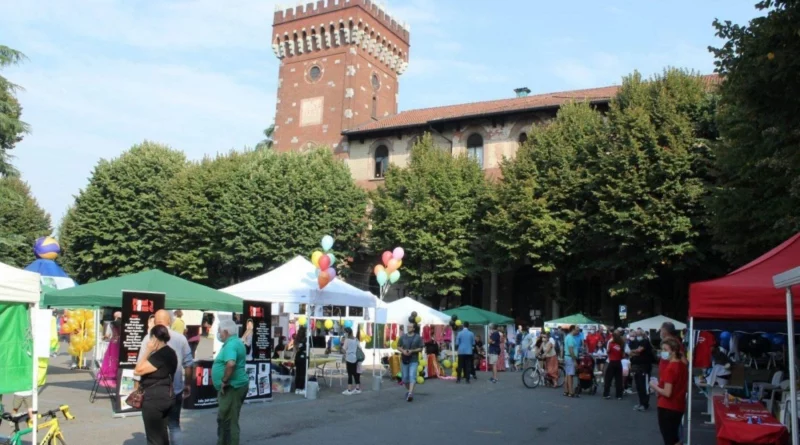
[544,313,604,331]
[628,315,686,332]
[443,305,514,371]
[0,261,42,444]
[688,232,800,445]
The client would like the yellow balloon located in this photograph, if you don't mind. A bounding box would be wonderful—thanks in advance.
[397,260,402,269]
[324,319,333,330]
[455,320,463,327]
[416,376,424,384]
[390,340,398,349]
[297,316,307,326]
[443,360,451,369]
[311,251,323,267]
[415,316,422,324]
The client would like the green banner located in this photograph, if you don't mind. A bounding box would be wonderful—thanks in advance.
[0,303,33,394]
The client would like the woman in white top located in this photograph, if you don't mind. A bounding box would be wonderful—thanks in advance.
[341,327,361,395]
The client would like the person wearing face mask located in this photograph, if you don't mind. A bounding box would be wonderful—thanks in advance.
[629,327,654,411]
[650,338,688,445]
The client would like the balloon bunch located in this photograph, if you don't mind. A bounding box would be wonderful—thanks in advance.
[449,314,462,329]
[311,235,337,289]
[63,309,96,365]
[374,247,404,294]
[408,311,422,325]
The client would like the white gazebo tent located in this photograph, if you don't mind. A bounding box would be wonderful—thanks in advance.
[0,262,41,444]
[628,315,686,332]
[222,256,382,397]
[383,297,451,325]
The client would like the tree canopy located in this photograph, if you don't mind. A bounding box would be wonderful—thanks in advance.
[0,45,29,177]
[0,176,51,267]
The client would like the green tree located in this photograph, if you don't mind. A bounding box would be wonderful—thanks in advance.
[370,133,490,307]
[60,141,187,283]
[158,148,368,288]
[0,45,30,176]
[708,0,800,266]
[255,124,274,150]
[0,176,52,267]
[587,69,717,298]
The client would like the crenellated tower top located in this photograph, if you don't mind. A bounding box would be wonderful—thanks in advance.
[271,0,410,76]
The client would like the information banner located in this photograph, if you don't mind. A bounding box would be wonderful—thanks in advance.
[116,290,165,414]
[243,300,272,401]
[184,360,218,409]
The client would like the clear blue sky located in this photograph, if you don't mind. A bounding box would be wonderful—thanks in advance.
[0,0,760,229]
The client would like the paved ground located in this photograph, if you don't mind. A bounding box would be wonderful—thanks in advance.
[2,341,719,445]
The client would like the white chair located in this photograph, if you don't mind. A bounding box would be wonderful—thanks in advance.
[753,370,784,413]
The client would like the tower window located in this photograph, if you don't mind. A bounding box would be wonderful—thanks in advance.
[374,145,389,178]
[466,133,484,168]
[308,65,322,82]
[518,132,528,145]
[371,95,377,120]
[371,73,380,90]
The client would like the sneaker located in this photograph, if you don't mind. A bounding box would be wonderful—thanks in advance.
[604,396,611,400]
[342,390,353,396]
[404,391,409,400]
[635,405,647,412]
[617,397,623,401]
[624,389,634,395]
[407,393,413,402]
[490,378,497,383]
[633,404,642,410]
[352,389,361,394]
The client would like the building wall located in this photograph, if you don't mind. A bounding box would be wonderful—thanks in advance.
[345,112,550,187]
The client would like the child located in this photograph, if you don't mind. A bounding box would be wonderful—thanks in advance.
[513,344,523,371]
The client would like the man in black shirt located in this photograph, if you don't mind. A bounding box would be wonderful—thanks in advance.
[629,327,654,411]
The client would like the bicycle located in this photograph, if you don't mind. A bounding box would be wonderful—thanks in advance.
[34,405,74,445]
[0,412,32,445]
[522,358,566,389]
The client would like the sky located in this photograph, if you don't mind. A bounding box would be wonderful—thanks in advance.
[0,0,761,230]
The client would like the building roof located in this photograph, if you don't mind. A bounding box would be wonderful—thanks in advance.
[343,74,720,136]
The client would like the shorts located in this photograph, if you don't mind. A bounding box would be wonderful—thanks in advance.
[488,354,499,365]
[564,358,576,376]
[401,361,418,384]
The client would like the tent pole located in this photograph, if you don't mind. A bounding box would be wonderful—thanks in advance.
[786,288,798,445]
[686,317,694,445]
[31,302,39,445]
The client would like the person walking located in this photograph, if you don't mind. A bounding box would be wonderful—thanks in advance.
[603,329,625,400]
[650,338,688,445]
[630,327,654,411]
[487,324,501,383]
[213,319,249,445]
[134,325,178,445]
[472,330,484,380]
[564,325,580,397]
[171,310,186,335]
[341,327,362,395]
[397,323,423,402]
[455,324,475,383]
[136,310,193,445]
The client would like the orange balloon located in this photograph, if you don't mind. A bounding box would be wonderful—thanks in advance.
[373,264,385,276]
[387,258,401,273]
[318,271,331,289]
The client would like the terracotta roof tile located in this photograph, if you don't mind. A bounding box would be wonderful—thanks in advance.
[344,74,720,135]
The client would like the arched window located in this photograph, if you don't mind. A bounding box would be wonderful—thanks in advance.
[466,133,484,167]
[374,145,389,178]
[518,132,528,145]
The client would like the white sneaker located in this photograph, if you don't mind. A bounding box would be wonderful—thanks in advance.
[352,389,361,394]
[342,389,353,395]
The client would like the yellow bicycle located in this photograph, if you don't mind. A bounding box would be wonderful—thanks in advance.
[28,405,74,445]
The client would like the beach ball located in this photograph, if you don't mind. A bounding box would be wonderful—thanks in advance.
[416,376,424,384]
[34,236,60,260]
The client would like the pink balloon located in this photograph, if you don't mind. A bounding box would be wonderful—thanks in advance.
[327,267,337,279]
[393,247,405,260]
[381,251,393,267]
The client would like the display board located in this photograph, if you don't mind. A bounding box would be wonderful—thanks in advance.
[242,300,272,401]
[115,290,165,414]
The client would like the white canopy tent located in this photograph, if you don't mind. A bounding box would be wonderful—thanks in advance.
[0,262,41,444]
[628,315,686,331]
[384,297,450,325]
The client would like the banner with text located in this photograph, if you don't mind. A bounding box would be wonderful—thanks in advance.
[243,300,272,401]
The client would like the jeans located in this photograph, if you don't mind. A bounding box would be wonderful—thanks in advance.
[217,385,248,445]
[168,392,183,445]
[603,360,623,398]
[633,366,651,408]
[457,354,473,381]
[401,361,418,385]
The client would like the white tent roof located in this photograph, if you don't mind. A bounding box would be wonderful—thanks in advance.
[222,256,381,308]
[383,297,451,325]
[0,261,40,304]
[629,315,687,331]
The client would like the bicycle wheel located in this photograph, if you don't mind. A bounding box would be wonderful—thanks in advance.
[49,435,67,445]
[522,367,541,388]
[555,366,566,388]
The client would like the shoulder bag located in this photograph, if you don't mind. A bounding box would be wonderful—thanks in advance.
[356,345,365,363]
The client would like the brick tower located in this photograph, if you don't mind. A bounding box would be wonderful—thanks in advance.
[270,0,410,152]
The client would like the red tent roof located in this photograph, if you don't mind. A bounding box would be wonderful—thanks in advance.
[689,232,800,320]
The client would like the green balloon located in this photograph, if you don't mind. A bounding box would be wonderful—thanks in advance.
[389,270,401,284]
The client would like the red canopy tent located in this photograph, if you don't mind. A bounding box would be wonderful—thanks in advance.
[690,232,800,323]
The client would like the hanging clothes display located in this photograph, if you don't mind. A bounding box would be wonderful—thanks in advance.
[422,325,432,343]
[434,326,444,343]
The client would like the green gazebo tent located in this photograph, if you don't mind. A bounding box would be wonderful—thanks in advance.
[42,269,241,312]
[443,305,514,326]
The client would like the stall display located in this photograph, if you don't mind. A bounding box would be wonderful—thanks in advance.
[713,396,788,445]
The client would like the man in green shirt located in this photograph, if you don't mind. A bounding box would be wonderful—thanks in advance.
[212,319,248,445]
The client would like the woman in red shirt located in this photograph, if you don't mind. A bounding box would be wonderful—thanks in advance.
[650,338,688,445]
[603,330,625,399]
